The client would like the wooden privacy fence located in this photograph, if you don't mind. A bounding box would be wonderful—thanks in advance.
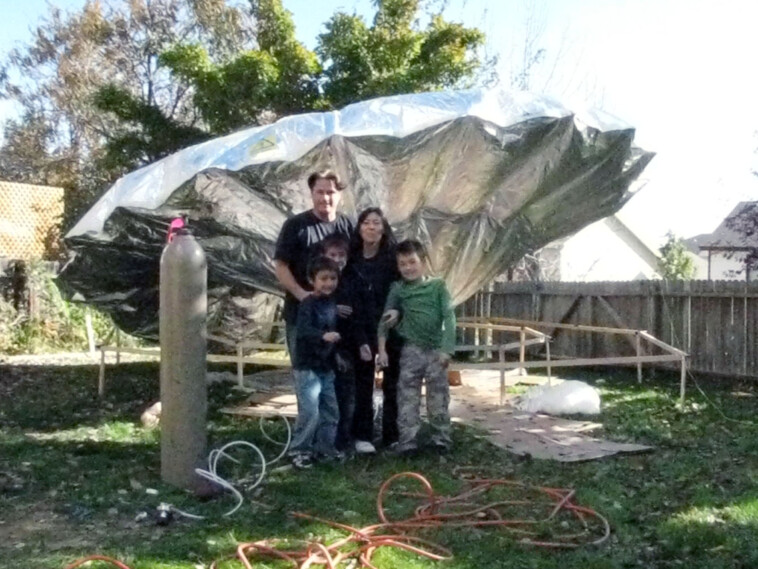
[458,280,758,379]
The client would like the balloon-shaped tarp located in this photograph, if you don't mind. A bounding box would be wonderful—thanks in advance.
[58,88,654,341]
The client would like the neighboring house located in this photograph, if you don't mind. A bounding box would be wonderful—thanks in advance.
[697,201,758,281]
[0,181,64,260]
[532,214,706,282]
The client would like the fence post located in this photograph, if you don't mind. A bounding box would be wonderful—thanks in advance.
[519,327,526,377]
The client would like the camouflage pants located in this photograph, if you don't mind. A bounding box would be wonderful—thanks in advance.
[396,344,452,451]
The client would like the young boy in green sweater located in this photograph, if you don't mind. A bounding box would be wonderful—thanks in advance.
[376,239,456,454]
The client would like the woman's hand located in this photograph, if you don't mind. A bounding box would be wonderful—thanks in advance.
[376,349,389,369]
[380,309,400,328]
[359,344,372,362]
[336,304,353,318]
[323,332,341,343]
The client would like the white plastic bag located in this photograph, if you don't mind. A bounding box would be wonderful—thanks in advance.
[512,380,601,416]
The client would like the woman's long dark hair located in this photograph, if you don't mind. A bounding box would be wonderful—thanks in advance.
[351,207,397,256]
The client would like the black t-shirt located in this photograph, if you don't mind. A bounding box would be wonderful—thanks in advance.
[348,247,400,345]
[274,210,354,323]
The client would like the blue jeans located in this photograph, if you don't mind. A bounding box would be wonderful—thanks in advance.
[290,368,339,456]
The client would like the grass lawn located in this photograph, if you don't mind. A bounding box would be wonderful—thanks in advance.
[1,361,757,569]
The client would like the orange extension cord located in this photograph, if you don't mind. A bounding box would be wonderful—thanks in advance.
[63,470,610,569]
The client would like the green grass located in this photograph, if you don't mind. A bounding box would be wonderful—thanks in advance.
[1,362,757,569]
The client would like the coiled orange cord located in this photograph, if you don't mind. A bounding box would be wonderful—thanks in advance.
[65,470,610,568]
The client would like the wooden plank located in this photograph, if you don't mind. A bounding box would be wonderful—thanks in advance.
[451,354,682,371]
[460,316,640,335]
[638,331,687,356]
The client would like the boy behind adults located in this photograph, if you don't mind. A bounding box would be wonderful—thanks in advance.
[318,234,371,453]
[288,256,344,468]
[377,240,456,454]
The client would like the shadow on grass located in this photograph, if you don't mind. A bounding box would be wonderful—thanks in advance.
[0,361,255,432]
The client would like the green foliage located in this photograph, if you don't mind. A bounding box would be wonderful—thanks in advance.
[0,263,135,355]
[0,0,490,231]
[318,0,486,108]
[159,0,487,131]
[658,232,696,280]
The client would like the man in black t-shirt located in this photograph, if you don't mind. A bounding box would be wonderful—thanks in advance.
[274,170,354,360]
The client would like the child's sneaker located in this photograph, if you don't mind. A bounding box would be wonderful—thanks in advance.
[316,450,347,464]
[290,451,314,469]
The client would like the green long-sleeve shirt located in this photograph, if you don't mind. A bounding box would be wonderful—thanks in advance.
[379,277,456,354]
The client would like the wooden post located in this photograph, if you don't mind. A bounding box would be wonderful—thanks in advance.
[546,339,552,386]
[237,344,244,388]
[98,348,106,398]
[474,292,481,360]
[636,332,642,384]
[85,309,96,356]
[115,328,121,365]
[485,284,493,359]
[499,346,506,406]
[519,327,526,377]
[680,355,687,405]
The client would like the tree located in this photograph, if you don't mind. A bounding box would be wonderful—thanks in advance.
[0,0,255,228]
[658,232,695,280]
[317,0,487,108]
[0,0,490,229]
[723,202,758,276]
[159,0,489,131]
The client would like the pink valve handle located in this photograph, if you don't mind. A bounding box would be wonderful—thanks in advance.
[166,217,185,243]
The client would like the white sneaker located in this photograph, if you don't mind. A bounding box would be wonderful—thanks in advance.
[354,440,376,454]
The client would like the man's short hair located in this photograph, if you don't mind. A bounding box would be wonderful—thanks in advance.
[318,234,350,255]
[307,256,340,281]
[307,170,345,191]
[396,239,427,260]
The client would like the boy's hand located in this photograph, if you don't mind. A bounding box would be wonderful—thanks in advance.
[439,353,451,369]
[380,309,400,328]
[336,304,353,318]
[323,332,341,343]
[376,350,389,369]
[359,344,373,362]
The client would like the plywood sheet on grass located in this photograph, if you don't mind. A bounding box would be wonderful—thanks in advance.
[451,369,652,462]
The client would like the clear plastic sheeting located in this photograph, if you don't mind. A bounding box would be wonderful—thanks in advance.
[58,88,653,341]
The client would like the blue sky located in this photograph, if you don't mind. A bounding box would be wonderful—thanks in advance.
[1,0,757,242]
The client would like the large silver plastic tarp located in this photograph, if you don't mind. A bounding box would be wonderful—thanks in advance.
[59,88,654,340]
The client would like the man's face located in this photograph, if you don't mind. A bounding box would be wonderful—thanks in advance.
[324,246,348,271]
[397,252,425,282]
[311,269,339,296]
[311,178,341,220]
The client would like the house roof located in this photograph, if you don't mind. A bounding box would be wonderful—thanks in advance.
[700,201,758,251]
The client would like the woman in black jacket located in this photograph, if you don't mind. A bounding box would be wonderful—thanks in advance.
[348,207,401,453]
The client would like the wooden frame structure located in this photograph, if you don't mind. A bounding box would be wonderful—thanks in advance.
[458,316,688,404]
[97,317,689,404]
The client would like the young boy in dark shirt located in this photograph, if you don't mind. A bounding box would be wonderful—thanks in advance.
[288,256,343,468]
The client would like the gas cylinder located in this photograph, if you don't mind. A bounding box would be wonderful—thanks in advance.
[159,226,208,491]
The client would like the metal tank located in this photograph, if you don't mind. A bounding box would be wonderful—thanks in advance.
[159,226,208,491]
